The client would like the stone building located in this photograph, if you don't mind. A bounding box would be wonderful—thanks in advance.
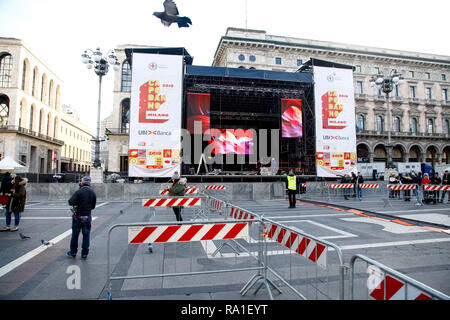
[0,37,94,173]
[213,28,450,166]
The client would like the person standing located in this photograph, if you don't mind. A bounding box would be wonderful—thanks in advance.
[431,173,441,204]
[286,170,299,208]
[441,170,450,203]
[67,176,96,259]
[0,172,13,231]
[341,174,351,200]
[167,172,186,221]
[4,176,27,232]
[351,172,357,198]
[355,172,364,199]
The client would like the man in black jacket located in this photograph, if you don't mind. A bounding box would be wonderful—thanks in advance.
[67,176,96,259]
[441,170,450,203]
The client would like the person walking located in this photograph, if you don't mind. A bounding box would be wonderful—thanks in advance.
[0,172,13,231]
[441,170,450,203]
[286,170,299,208]
[167,172,186,221]
[3,176,27,232]
[67,176,96,259]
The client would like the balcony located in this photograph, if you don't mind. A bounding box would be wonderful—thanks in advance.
[409,98,421,105]
[355,93,368,101]
[356,130,449,140]
[424,99,438,106]
[0,125,64,145]
[105,127,129,135]
[442,100,450,107]
[374,95,385,102]
[391,96,404,104]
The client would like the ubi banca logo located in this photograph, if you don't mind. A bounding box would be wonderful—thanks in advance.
[148,62,158,71]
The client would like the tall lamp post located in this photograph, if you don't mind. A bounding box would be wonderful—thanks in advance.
[370,71,404,166]
[81,48,120,170]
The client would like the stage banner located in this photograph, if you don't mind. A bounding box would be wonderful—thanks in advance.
[128,53,183,177]
[313,66,357,177]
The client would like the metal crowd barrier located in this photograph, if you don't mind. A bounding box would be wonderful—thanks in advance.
[349,254,449,300]
[384,184,422,207]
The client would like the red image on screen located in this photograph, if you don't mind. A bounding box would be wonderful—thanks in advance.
[186,93,210,134]
[209,129,254,154]
[281,99,303,138]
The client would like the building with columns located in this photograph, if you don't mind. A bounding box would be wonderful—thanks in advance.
[0,37,94,173]
[213,28,450,166]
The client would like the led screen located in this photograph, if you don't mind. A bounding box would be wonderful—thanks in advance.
[209,129,254,154]
[186,92,210,134]
[281,99,303,138]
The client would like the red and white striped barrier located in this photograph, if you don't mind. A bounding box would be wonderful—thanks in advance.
[265,223,327,269]
[387,185,417,190]
[229,207,256,221]
[142,198,201,207]
[369,275,432,300]
[423,185,450,191]
[205,185,227,190]
[210,198,224,211]
[359,184,379,189]
[159,187,199,195]
[128,223,249,244]
[301,183,306,188]
[331,184,354,189]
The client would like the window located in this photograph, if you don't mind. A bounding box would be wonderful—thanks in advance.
[376,116,383,132]
[238,54,245,61]
[21,60,27,90]
[393,84,399,97]
[0,95,9,126]
[425,72,431,80]
[355,65,361,73]
[249,55,256,62]
[443,89,448,102]
[374,67,380,74]
[297,59,302,66]
[444,120,449,134]
[375,85,381,96]
[356,81,363,94]
[0,54,13,88]
[425,87,432,100]
[29,105,34,130]
[121,60,132,92]
[275,57,282,65]
[427,119,434,133]
[121,98,130,130]
[40,75,45,102]
[442,74,447,81]
[409,86,416,98]
[393,116,401,132]
[411,118,418,133]
[357,114,365,131]
[408,71,414,78]
[32,69,37,97]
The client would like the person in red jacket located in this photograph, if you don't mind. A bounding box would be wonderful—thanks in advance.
[422,173,432,203]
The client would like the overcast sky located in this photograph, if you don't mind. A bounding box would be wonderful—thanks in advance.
[1,0,449,132]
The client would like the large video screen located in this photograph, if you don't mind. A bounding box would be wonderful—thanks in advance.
[186,92,210,134]
[281,99,303,138]
[209,129,254,154]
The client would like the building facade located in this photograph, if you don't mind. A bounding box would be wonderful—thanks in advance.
[213,28,450,166]
[0,37,94,173]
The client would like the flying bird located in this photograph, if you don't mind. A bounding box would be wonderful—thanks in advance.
[153,0,192,28]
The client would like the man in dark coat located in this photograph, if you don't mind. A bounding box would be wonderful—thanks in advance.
[286,170,300,208]
[167,172,186,221]
[67,176,96,259]
[441,170,450,203]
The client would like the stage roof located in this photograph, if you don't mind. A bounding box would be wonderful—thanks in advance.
[186,65,313,83]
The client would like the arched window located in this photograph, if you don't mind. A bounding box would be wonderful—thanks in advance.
[393,116,401,132]
[376,115,383,132]
[48,80,54,106]
[0,54,13,88]
[411,118,418,133]
[32,68,38,97]
[121,98,130,131]
[29,105,34,131]
[39,109,44,134]
[40,74,46,102]
[357,114,365,131]
[444,119,449,134]
[21,60,27,90]
[121,60,132,92]
[0,95,9,126]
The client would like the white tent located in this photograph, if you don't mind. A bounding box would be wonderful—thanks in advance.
[0,156,27,173]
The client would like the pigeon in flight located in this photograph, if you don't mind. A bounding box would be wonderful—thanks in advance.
[153,0,192,28]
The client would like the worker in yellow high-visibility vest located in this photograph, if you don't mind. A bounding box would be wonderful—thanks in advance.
[286,170,299,208]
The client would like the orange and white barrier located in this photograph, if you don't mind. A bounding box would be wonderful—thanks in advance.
[359,184,379,189]
[369,275,432,300]
[159,187,199,195]
[331,184,354,189]
[265,223,327,269]
[205,185,226,190]
[128,223,249,244]
[387,185,417,190]
[423,185,450,191]
[142,197,201,207]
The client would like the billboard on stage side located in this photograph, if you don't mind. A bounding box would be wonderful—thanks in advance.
[281,98,303,138]
[186,92,210,134]
[314,66,357,177]
[128,53,183,177]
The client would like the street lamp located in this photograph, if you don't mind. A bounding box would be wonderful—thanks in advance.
[370,71,405,165]
[81,48,120,168]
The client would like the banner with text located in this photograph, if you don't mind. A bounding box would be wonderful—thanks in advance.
[128,53,183,177]
[314,66,357,177]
